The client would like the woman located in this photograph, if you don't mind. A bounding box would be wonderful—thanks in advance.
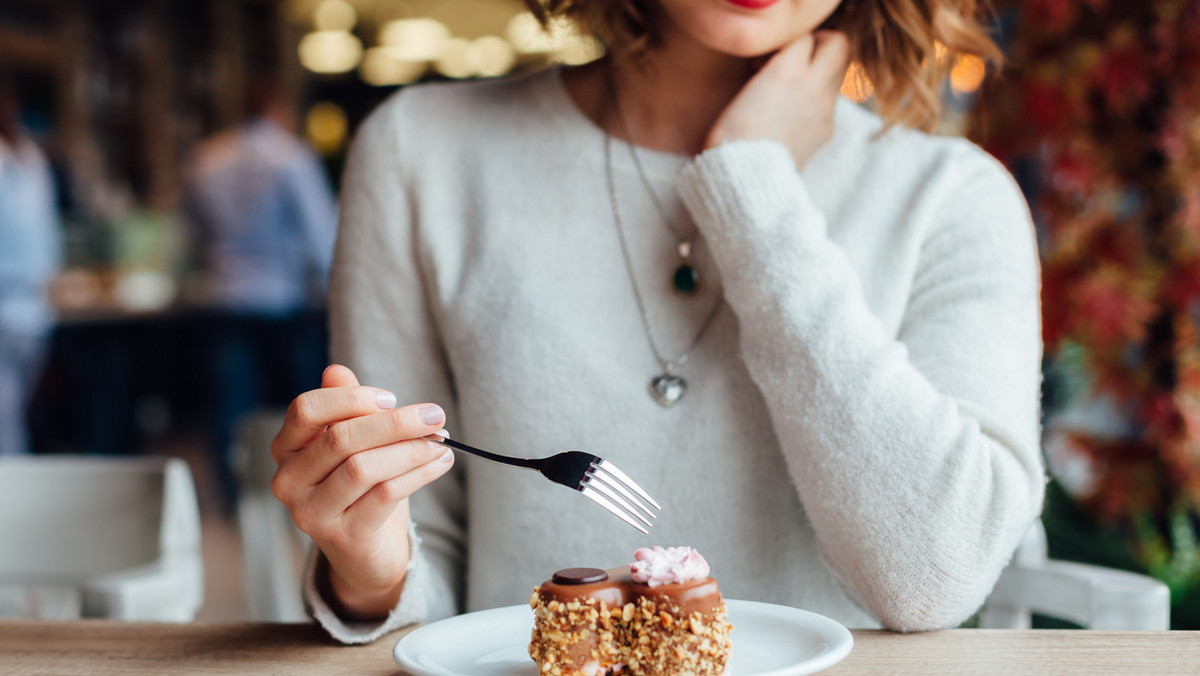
[270,0,1045,643]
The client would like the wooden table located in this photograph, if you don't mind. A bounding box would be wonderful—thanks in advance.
[2,621,1197,675]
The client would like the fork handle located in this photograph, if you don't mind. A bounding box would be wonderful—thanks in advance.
[428,435,541,470]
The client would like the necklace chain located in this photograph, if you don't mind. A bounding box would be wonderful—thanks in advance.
[607,71,693,249]
[603,108,723,374]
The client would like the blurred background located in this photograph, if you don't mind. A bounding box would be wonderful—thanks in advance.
[1,0,1198,628]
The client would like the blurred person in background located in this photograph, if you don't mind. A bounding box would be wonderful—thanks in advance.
[0,73,61,456]
[184,74,337,511]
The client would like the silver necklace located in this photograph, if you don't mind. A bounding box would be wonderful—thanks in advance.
[607,71,701,295]
[603,109,723,408]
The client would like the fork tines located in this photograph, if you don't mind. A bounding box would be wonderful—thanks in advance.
[580,459,662,534]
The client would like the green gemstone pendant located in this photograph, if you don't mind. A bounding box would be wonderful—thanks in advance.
[673,264,699,294]
[673,241,699,294]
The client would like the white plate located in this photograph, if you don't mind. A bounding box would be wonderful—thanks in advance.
[393,599,853,676]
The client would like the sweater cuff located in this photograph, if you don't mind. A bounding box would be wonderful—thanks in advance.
[303,520,428,645]
[677,139,823,245]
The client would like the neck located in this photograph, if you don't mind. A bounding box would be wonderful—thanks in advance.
[567,24,754,156]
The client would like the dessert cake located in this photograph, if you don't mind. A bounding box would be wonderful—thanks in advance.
[528,546,732,675]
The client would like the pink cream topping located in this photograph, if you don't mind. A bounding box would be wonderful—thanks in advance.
[629,546,710,587]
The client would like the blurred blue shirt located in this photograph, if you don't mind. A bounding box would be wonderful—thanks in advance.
[0,137,60,337]
[185,119,337,315]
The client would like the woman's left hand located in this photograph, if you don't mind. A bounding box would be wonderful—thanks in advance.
[705,31,851,170]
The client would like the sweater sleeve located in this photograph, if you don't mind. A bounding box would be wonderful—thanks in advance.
[676,139,1045,631]
[305,92,467,643]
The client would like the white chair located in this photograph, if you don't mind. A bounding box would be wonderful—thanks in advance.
[234,410,309,622]
[979,520,1171,629]
[0,456,204,621]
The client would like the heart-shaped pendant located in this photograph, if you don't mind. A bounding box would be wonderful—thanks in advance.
[650,374,687,407]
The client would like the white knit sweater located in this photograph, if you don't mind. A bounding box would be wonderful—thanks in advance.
[306,66,1045,643]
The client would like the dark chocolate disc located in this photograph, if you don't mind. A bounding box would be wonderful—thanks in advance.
[552,567,608,585]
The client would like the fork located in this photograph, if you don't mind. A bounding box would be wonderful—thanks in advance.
[428,435,661,534]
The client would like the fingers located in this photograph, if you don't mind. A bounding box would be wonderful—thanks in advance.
[282,402,447,489]
[753,31,849,93]
[755,31,847,114]
[812,31,851,85]
[272,367,396,460]
[338,446,456,539]
[767,31,848,82]
[322,363,360,389]
[784,32,817,61]
[304,438,454,534]
[759,33,815,82]
[813,29,849,53]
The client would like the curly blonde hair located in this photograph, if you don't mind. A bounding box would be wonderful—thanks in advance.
[524,0,1002,131]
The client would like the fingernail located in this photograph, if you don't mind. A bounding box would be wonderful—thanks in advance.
[376,391,397,410]
[438,449,454,463]
[434,428,449,438]
[419,405,445,425]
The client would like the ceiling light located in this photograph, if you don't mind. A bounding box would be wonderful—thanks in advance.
[379,18,451,62]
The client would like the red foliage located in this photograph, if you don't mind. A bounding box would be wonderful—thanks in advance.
[973,0,1200,523]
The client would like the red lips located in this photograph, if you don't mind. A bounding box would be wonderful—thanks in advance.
[723,0,782,9]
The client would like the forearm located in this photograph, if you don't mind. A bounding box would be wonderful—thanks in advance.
[679,141,1045,630]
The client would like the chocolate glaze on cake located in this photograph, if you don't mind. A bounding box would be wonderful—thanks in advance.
[539,565,722,618]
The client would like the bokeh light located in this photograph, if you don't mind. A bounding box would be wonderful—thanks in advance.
[473,36,517,78]
[360,48,429,86]
[305,101,349,154]
[298,30,363,74]
[378,17,451,62]
[434,38,475,79]
[950,54,987,95]
[312,0,356,32]
[841,62,874,103]
[553,35,603,65]
[506,12,572,54]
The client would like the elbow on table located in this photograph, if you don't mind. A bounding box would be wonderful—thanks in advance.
[870,586,987,633]
[878,459,1047,631]
[864,534,1035,632]
[857,524,1041,631]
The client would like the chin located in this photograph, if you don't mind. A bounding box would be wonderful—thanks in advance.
[657,0,843,58]
[693,20,798,58]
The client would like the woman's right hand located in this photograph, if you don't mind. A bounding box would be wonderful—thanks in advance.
[270,364,455,620]
[705,31,850,171]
